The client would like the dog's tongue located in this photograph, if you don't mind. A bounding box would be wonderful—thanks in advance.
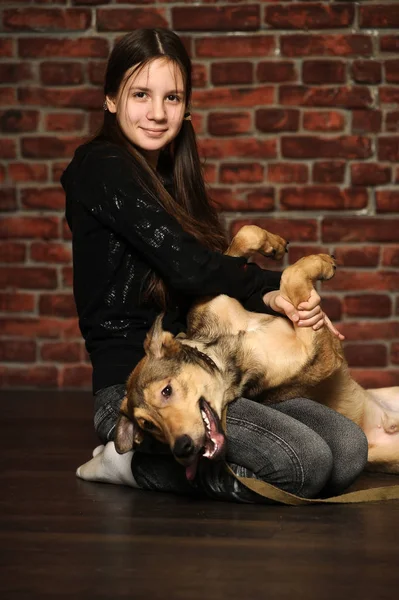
[185,456,199,481]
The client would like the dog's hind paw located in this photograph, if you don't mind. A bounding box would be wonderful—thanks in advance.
[76,441,139,488]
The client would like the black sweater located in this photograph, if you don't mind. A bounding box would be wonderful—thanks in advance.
[62,140,282,393]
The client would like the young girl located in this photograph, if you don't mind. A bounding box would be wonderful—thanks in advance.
[63,28,368,502]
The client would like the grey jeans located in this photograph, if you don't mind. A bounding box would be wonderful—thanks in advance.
[94,384,368,503]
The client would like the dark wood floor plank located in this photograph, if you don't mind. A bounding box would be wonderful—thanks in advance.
[1,390,399,600]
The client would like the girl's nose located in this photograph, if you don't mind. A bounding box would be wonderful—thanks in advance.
[148,99,166,121]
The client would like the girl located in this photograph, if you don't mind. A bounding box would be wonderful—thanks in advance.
[63,29,368,502]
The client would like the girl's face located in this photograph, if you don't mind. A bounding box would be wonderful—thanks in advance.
[106,58,186,168]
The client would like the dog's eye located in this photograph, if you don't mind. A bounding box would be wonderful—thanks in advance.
[161,385,172,397]
[142,420,156,431]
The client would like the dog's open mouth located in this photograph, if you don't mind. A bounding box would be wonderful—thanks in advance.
[185,398,226,481]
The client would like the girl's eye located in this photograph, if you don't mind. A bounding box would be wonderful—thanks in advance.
[133,91,147,99]
[142,420,155,431]
[167,94,180,102]
[161,385,172,397]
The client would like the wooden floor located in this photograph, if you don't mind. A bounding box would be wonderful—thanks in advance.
[1,390,399,600]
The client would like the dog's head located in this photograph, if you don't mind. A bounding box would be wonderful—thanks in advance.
[114,315,227,480]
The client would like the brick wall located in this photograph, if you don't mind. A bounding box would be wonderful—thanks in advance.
[0,0,398,390]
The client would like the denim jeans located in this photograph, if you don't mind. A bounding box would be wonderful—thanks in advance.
[94,384,368,503]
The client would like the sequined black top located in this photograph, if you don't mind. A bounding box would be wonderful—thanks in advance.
[62,140,281,393]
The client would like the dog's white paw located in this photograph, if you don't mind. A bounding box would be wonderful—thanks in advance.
[76,441,139,488]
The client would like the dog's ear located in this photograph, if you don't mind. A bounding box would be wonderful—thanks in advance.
[114,397,144,454]
[144,313,181,359]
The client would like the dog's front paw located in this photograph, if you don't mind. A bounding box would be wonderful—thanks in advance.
[76,441,139,488]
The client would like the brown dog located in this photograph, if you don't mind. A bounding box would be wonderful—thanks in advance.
[114,225,399,479]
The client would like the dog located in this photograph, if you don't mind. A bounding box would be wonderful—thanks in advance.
[114,225,399,479]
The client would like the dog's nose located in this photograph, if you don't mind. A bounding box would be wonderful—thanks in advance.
[173,435,195,459]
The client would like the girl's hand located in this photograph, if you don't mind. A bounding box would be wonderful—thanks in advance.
[263,289,345,341]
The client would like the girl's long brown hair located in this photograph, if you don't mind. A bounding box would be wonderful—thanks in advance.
[93,28,227,308]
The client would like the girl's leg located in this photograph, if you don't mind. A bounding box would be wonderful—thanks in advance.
[272,398,369,496]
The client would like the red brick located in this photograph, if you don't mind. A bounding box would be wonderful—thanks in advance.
[0,267,57,290]
[0,164,5,183]
[352,110,382,134]
[45,112,85,132]
[0,189,17,211]
[61,365,92,388]
[203,163,217,185]
[0,293,35,313]
[193,86,274,109]
[313,159,346,183]
[0,38,14,57]
[172,5,259,31]
[382,247,399,267]
[192,63,207,88]
[0,62,33,83]
[88,111,103,136]
[344,344,387,368]
[0,109,39,133]
[220,163,264,184]
[334,246,379,268]
[321,296,342,322]
[88,61,106,85]
[39,294,76,318]
[199,138,277,160]
[323,218,399,243]
[60,318,80,339]
[0,340,36,363]
[267,163,308,184]
[351,164,391,186]
[0,140,17,159]
[380,35,399,53]
[40,62,84,85]
[351,370,399,388]
[21,136,83,159]
[265,3,354,29]
[31,242,71,264]
[211,62,253,86]
[0,217,59,240]
[244,189,275,212]
[280,187,367,211]
[0,366,59,389]
[41,341,82,363]
[380,87,399,105]
[0,317,72,339]
[196,36,275,58]
[378,137,399,162]
[62,218,72,241]
[257,61,296,83]
[343,294,391,318]
[391,342,399,365]
[386,111,399,133]
[18,37,109,58]
[360,5,399,28]
[302,60,346,84]
[376,191,399,213]
[21,188,66,211]
[282,136,372,159]
[8,163,48,183]
[256,109,299,132]
[3,9,91,31]
[351,60,382,84]
[339,322,399,342]
[96,8,167,31]
[325,271,399,292]
[279,85,372,109]
[231,218,317,242]
[303,110,345,132]
[19,87,103,110]
[281,34,372,57]
[208,112,251,136]
[0,243,26,263]
[0,88,16,105]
